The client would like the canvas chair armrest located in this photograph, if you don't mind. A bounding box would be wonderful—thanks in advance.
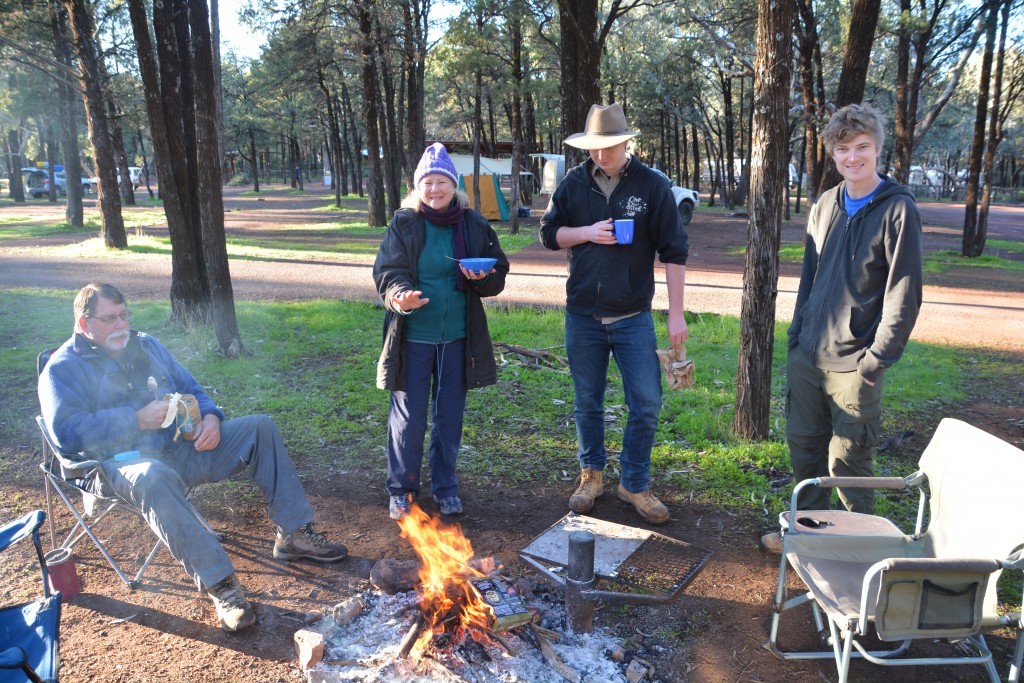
[857,557,1004,635]
[0,646,29,670]
[789,476,910,518]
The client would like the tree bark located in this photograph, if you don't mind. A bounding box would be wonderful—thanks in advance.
[976,0,1009,253]
[128,0,209,323]
[816,0,882,196]
[734,0,793,439]
[359,5,387,226]
[188,0,244,356]
[962,0,999,258]
[63,0,127,248]
[49,1,84,226]
[557,0,600,166]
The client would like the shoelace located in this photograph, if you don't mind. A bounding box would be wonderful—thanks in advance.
[302,524,330,548]
[212,580,247,609]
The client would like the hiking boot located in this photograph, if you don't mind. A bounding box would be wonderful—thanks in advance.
[207,574,255,632]
[390,494,413,520]
[616,484,670,525]
[434,495,464,516]
[274,523,348,562]
[760,531,783,555]
[569,469,603,513]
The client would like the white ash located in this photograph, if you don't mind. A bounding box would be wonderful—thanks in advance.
[306,589,631,683]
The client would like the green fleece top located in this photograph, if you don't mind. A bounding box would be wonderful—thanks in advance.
[405,219,467,343]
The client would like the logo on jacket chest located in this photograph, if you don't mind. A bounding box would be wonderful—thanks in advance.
[619,196,648,217]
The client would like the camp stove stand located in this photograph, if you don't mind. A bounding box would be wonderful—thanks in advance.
[519,514,712,634]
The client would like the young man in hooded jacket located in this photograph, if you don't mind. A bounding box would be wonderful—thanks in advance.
[761,103,923,553]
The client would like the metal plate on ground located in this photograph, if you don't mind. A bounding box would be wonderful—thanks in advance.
[520,514,653,577]
[520,513,712,597]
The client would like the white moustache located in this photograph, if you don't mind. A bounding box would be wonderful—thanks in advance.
[107,330,130,343]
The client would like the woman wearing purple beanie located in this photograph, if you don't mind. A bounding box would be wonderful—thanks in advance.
[373,143,509,520]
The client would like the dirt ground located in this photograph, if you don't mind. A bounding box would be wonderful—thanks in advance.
[1,186,1022,683]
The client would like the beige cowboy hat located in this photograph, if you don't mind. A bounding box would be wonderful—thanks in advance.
[564,103,640,150]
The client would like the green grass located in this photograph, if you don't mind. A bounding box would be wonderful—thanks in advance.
[923,249,1024,275]
[0,289,978,522]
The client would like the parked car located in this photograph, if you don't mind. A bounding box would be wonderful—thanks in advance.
[23,168,91,198]
[89,166,144,192]
[651,168,699,226]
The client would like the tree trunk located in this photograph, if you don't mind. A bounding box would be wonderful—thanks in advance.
[734,0,792,439]
[7,130,26,202]
[187,0,243,356]
[127,0,209,324]
[976,0,1009,254]
[402,0,427,186]
[962,0,999,258]
[49,2,84,226]
[63,0,127,248]
[721,72,735,208]
[816,0,882,195]
[359,5,386,226]
[892,0,914,183]
[691,122,701,192]
[557,0,600,166]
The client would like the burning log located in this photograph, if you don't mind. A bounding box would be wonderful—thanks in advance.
[370,557,507,595]
[398,613,428,659]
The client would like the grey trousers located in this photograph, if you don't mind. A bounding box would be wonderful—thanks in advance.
[785,347,884,513]
[95,414,313,589]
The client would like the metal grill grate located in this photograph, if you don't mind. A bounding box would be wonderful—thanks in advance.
[604,534,712,598]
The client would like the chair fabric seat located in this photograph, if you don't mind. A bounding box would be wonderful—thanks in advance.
[0,595,61,682]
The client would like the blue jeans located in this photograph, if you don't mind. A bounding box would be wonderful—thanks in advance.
[565,311,662,493]
[387,339,467,499]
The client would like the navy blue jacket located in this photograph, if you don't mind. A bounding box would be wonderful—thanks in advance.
[540,156,688,317]
[38,331,224,459]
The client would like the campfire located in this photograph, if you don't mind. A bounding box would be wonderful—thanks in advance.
[395,504,528,661]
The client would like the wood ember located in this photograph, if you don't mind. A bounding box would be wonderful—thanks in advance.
[529,624,580,683]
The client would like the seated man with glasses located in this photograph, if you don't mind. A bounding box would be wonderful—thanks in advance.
[38,282,348,632]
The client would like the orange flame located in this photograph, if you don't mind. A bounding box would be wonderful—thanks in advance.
[397,504,496,657]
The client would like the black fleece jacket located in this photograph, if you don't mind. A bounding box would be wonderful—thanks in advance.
[539,156,688,317]
[789,175,923,382]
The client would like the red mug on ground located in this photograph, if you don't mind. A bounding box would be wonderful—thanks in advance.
[613,219,634,244]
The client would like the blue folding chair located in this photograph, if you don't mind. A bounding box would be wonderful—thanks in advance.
[0,510,61,683]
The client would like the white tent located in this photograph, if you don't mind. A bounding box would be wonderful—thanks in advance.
[449,155,515,177]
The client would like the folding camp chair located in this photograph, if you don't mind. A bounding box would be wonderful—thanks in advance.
[766,418,1024,682]
[0,510,61,683]
[37,349,218,591]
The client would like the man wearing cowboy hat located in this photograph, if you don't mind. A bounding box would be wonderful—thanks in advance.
[540,103,689,526]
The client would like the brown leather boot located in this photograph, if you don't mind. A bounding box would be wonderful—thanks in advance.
[616,485,670,525]
[569,469,603,513]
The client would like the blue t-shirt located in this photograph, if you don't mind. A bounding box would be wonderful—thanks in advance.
[844,182,881,217]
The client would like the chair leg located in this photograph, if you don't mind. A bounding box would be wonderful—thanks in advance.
[1010,626,1023,683]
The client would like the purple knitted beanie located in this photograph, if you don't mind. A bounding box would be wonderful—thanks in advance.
[414,143,459,186]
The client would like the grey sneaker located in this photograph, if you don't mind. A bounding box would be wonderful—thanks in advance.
[274,523,348,562]
[207,574,255,632]
[390,494,413,520]
[434,495,463,516]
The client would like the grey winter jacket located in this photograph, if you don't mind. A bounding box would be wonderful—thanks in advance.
[373,207,508,391]
[788,176,923,382]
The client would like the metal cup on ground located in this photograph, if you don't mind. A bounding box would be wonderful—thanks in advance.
[44,547,82,601]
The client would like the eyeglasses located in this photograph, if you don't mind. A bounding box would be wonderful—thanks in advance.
[90,311,131,324]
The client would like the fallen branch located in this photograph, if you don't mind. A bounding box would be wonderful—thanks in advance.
[529,624,580,683]
[494,342,569,369]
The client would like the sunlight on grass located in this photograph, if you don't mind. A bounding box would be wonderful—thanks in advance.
[0,289,1001,525]
[924,250,1024,275]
